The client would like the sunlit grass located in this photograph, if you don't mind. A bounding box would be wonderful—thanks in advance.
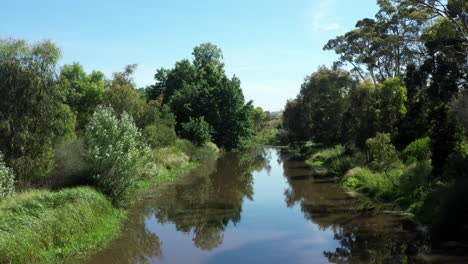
[0,187,124,264]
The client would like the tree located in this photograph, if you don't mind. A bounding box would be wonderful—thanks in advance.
[428,104,466,176]
[342,80,379,148]
[375,78,408,134]
[104,64,146,127]
[147,60,196,103]
[192,42,224,70]
[253,107,267,132]
[299,66,356,145]
[408,0,468,42]
[59,62,105,130]
[283,99,308,142]
[324,0,428,83]
[0,38,76,183]
[149,43,254,150]
[282,66,356,145]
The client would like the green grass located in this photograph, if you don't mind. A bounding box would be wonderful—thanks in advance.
[136,162,197,192]
[343,167,401,201]
[305,145,357,175]
[307,145,345,165]
[0,140,220,264]
[0,187,124,264]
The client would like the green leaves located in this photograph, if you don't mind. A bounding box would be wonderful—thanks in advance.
[283,66,356,144]
[148,43,254,150]
[0,38,76,183]
[366,133,403,187]
[83,106,151,206]
[181,117,213,146]
[59,62,105,130]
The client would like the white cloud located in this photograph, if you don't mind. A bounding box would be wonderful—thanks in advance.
[311,0,342,31]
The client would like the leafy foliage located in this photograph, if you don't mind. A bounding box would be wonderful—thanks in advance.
[283,66,357,144]
[147,43,254,150]
[59,62,106,130]
[104,64,146,126]
[366,133,402,187]
[402,136,431,162]
[83,106,151,206]
[181,117,212,146]
[0,38,76,183]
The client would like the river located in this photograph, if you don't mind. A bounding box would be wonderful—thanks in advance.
[80,148,468,264]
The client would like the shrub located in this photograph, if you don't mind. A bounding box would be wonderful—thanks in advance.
[344,167,401,201]
[181,117,212,146]
[308,145,345,165]
[329,156,354,176]
[0,152,14,201]
[153,147,190,169]
[83,106,151,206]
[402,137,431,163]
[366,133,402,187]
[306,145,349,175]
[143,123,177,149]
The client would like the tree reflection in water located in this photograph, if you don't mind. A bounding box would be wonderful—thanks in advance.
[81,148,268,264]
[152,148,269,251]
[279,149,423,264]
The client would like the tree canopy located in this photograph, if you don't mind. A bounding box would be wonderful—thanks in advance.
[146,43,254,150]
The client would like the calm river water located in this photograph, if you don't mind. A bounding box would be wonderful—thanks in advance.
[80,148,468,264]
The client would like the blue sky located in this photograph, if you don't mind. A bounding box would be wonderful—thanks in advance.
[1,0,378,111]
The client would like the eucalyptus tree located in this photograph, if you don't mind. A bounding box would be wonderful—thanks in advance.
[324,0,429,84]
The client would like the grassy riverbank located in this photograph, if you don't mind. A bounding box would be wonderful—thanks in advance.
[0,140,219,264]
[0,187,123,264]
[289,139,468,238]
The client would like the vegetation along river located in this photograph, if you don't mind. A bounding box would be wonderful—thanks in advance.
[79,148,468,264]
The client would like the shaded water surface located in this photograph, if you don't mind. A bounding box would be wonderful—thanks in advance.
[80,148,468,264]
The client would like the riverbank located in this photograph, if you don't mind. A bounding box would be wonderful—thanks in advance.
[0,140,219,264]
[287,141,468,240]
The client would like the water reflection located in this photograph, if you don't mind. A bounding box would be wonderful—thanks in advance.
[152,149,269,251]
[279,150,437,264]
[80,148,467,264]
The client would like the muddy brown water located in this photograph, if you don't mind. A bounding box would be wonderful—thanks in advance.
[79,148,468,264]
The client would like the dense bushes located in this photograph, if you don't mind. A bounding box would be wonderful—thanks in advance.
[143,123,177,148]
[181,117,212,146]
[402,137,431,162]
[0,187,123,263]
[83,106,152,206]
[308,136,450,225]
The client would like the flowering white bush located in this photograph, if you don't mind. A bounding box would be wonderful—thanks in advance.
[0,152,15,201]
[83,106,151,205]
